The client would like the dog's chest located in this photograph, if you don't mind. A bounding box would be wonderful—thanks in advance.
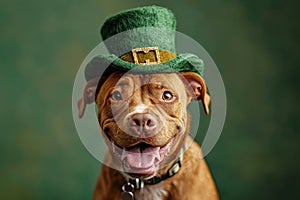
[134,183,167,200]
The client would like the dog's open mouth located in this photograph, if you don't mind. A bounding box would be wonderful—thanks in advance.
[111,138,174,174]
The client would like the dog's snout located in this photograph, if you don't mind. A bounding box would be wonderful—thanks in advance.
[132,113,157,129]
[127,113,158,137]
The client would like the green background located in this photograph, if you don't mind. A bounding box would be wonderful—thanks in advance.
[1,0,299,199]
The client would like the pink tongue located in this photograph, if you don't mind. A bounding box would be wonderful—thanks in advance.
[121,146,161,168]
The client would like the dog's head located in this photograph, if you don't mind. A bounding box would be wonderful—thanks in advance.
[78,71,210,176]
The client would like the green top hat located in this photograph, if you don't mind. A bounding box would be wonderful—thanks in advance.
[85,5,205,81]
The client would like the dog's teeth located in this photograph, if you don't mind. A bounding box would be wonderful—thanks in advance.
[155,151,160,159]
[121,148,127,160]
[111,141,116,152]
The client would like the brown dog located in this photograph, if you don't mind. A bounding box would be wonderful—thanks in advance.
[78,71,219,200]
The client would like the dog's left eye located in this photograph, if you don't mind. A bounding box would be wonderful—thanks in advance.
[162,91,174,101]
[111,91,123,101]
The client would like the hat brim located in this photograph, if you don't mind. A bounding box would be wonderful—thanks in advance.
[85,53,204,81]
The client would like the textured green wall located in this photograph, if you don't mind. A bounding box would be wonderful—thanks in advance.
[1,0,299,199]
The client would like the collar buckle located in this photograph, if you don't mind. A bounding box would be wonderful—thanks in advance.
[168,161,181,177]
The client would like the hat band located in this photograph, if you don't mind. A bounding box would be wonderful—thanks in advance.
[120,47,177,65]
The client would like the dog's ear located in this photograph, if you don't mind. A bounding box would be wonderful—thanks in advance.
[77,78,99,118]
[179,72,211,115]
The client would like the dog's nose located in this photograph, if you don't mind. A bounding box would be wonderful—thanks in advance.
[129,113,158,136]
[132,113,157,130]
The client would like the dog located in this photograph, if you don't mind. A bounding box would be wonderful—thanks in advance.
[78,70,219,200]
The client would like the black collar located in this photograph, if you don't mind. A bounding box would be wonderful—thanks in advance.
[122,147,184,191]
[121,149,184,199]
[126,156,181,190]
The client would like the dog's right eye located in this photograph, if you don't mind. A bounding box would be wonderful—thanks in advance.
[111,91,123,101]
[162,91,174,101]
